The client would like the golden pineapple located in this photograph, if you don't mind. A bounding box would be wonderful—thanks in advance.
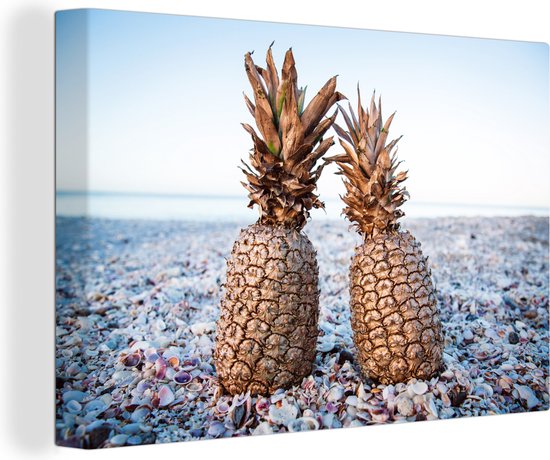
[214,47,344,395]
[327,90,443,384]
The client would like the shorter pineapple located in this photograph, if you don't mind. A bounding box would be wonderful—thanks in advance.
[327,90,444,384]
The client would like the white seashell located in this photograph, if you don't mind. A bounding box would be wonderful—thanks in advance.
[345,395,358,406]
[158,385,175,407]
[411,381,428,395]
[207,421,225,437]
[322,412,335,428]
[382,385,394,399]
[426,397,439,417]
[327,385,345,402]
[268,400,298,426]
[317,341,335,353]
[463,329,474,341]
[396,396,415,417]
[357,382,369,401]
[190,321,216,335]
[130,341,154,352]
[252,421,273,435]
[287,416,320,432]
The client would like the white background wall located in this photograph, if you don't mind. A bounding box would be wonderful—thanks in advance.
[1,1,549,460]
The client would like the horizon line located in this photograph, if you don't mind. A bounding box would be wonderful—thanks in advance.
[55,190,549,211]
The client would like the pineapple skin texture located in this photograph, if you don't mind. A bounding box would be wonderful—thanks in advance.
[350,230,443,384]
[214,224,319,395]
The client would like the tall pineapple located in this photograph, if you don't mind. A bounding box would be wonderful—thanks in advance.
[327,90,443,384]
[214,47,344,395]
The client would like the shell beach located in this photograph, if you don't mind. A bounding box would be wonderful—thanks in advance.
[55,215,549,448]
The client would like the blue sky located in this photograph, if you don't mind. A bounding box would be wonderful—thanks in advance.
[56,9,549,208]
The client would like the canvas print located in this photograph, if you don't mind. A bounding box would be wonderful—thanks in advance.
[55,9,549,448]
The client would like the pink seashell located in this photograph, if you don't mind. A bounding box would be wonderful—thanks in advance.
[155,357,167,380]
[158,385,175,407]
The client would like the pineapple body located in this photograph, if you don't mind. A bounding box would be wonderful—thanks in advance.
[350,230,443,384]
[214,224,319,395]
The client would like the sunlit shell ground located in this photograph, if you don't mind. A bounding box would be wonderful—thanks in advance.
[55,216,549,448]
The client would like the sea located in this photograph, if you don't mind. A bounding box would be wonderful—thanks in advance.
[56,192,549,222]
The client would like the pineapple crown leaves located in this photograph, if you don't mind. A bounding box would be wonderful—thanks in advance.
[240,45,346,230]
[326,87,410,238]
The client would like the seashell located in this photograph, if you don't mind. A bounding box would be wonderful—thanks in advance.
[327,385,345,402]
[158,385,175,407]
[230,399,250,429]
[85,399,107,414]
[121,423,142,435]
[165,367,176,380]
[326,401,339,413]
[287,416,320,432]
[268,400,298,426]
[121,352,141,368]
[441,392,452,407]
[155,357,167,380]
[515,385,540,409]
[167,356,180,368]
[173,370,192,385]
[396,396,415,417]
[440,369,454,380]
[186,382,203,393]
[110,434,128,446]
[215,401,231,415]
[394,382,407,393]
[426,397,439,417]
[181,359,199,371]
[345,395,358,407]
[144,350,160,364]
[252,421,273,435]
[370,409,389,423]
[356,383,369,401]
[382,385,394,399]
[322,412,335,428]
[62,390,87,403]
[85,349,99,357]
[66,363,81,376]
[207,421,225,437]
[462,329,474,341]
[85,420,106,433]
[66,400,82,414]
[130,340,154,352]
[130,406,150,423]
[255,397,270,415]
[317,340,335,353]
[126,435,142,445]
[190,321,216,336]
[411,381,428,395]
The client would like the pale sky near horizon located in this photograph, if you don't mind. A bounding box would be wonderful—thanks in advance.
[56,9,549,208]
